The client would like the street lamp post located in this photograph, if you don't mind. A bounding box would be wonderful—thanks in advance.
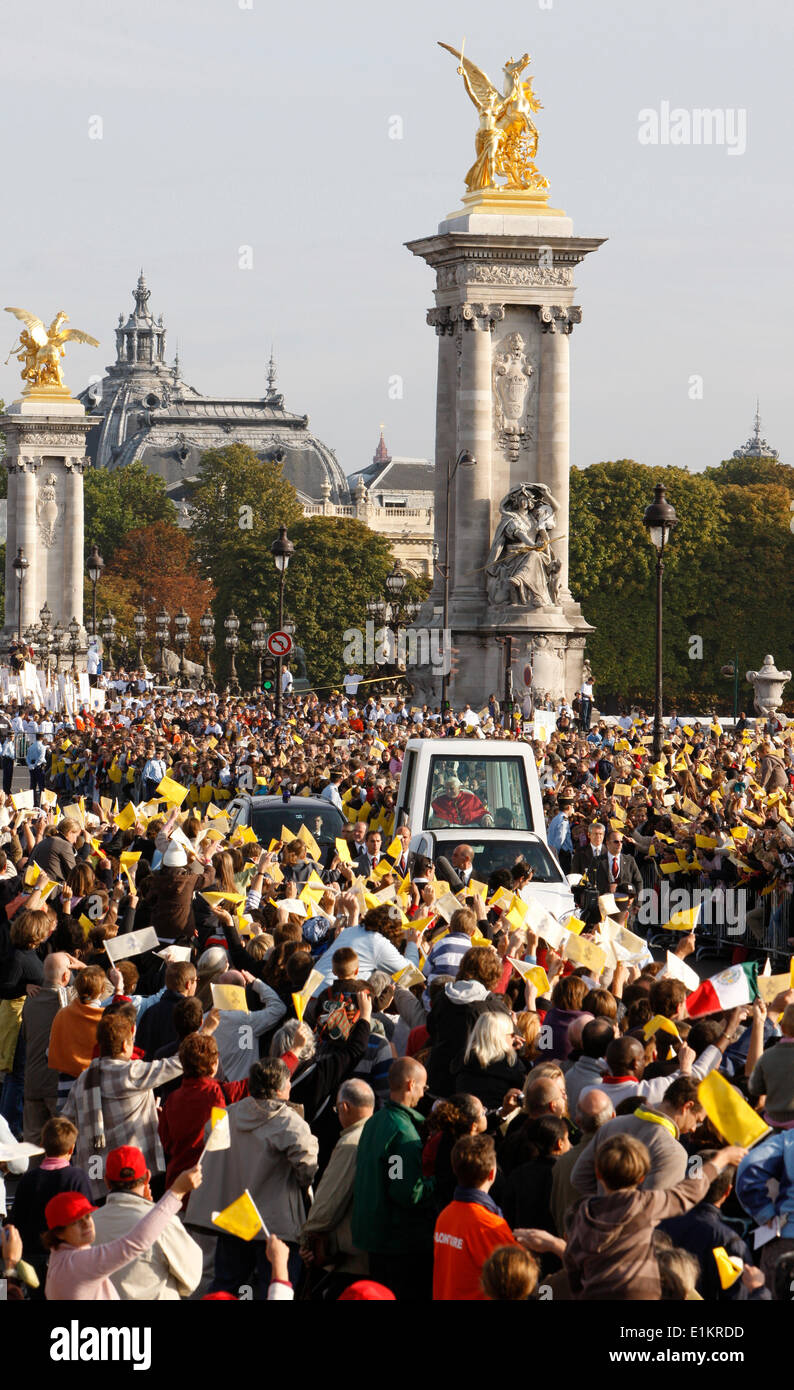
[134,608,147,669]
[432,450,476,712]
[52,622,65,675]
[250,611,267,689]
[87,544,104,638]
[68,617,80,676]
[643,483,679,760]
[118,634,129,671]
[224,611,240,693]
[101,611,116,671]
[155,608,171,682]
[199,610,215,690]
[174,608,190,686]
[12,548,29,643]
[271,526,295,718]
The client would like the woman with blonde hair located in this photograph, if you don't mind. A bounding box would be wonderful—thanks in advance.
[452,1010,527,1108]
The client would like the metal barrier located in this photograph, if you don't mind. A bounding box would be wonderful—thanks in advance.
[14,734,28,764]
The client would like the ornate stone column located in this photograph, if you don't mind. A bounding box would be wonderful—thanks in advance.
[536,305,581,595]
[427,307,456,603]
[16,460,39,632]
[63,457,86,627]
[453,301,503,614]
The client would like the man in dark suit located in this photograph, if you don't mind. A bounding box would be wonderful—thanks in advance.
[571,821,607,877]
[355,828,383,879]
[594,829,643,898]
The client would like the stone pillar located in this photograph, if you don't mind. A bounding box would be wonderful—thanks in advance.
[63,459,85,627]
[453,302,503,614]
[16,463,39,632]
[537,305,580,595]
[427,309,456,603]
[1,398,96,660]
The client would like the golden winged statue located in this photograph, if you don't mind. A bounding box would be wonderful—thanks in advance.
[438,42,550,194]
[4,306,99,391]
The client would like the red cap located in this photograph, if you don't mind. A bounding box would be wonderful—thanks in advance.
[337,1280,396,1301]
[105,1145,148,1183]
[45,1191,97,1229]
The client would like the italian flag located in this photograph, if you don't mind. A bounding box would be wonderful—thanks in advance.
[685,962,758,1018]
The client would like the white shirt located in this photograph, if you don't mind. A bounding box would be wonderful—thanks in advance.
[281,669,294,694]
[343,673,362,695]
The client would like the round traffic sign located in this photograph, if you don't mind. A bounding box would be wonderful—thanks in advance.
[267,630,293,656]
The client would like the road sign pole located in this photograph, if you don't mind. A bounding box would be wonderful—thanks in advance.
[275,572,285,717]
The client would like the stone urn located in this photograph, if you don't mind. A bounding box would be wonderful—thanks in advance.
[746,654,791,718]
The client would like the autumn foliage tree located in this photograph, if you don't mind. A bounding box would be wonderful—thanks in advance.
[101,523,214,665]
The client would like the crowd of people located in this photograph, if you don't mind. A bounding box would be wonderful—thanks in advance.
[1,680,793,1304]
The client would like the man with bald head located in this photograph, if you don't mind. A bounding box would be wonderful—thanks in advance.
[20,952,75,1143]
[577,1014,735,1110]
[352,1057,435,1301]
[551,1088,615,1236]
[524,1075,568,1120]
[572,1074,708,1196]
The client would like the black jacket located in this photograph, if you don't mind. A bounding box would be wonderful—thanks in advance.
[593,851,643,898]
[427,984,510,1099]
[451,1053,527,1110]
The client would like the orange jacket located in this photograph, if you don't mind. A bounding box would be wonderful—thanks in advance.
[432,1197,518,1301]
[47,999,104,1077]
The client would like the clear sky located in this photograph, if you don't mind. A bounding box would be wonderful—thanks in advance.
[1,0,791,478]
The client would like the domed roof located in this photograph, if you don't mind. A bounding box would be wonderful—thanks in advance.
[77,275,351,506]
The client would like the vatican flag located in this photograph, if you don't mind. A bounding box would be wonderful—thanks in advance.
[697,1071,770,1149]
[665,904,701,932]
[712,1246,743,1290]
[201,1107,230,1157]
[156,774,189,806]
[212,1189,268,1241]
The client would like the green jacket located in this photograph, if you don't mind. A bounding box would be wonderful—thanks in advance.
[351,1101,436,1255]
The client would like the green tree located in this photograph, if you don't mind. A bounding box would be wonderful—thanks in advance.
[569,456,794,710]
[84,461,178,565]
[287,515,395,689]
[188,444,404,687]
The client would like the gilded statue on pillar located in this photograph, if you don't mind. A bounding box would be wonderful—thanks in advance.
[486,483,562,608]
[4,307,98,392]
[438,42,550,193]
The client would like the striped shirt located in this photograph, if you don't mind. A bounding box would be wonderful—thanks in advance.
[423,932,473,984]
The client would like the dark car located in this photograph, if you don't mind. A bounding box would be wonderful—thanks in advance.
[227,795,345,850]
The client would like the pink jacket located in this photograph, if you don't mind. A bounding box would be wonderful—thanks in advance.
[45,1189,182,1301]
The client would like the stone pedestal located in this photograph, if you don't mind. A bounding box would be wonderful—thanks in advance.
[1,393,94,660]
[405,200,605,709]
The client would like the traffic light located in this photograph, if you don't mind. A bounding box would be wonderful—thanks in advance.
[262,654,276,691]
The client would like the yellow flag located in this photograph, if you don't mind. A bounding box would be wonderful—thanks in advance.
[156,775,189,806]
[335,837,352,864]
[210,983,249,1013]
[279,824,296,843]
[78,913,94,940]
[665,904,701,932]
[292,991,306,1021]
[211,1190,266,1241]
[643,1014,681,1041]
[712,1246,743,1290]
[113,802,138,831]
[565,915,587,936]
[563,934,606,975]
[296,823,322,861]
[697,1071,770,1149]
[120,851,141,867]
